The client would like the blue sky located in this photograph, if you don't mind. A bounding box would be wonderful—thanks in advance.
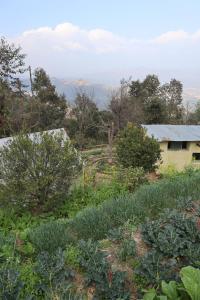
[1,0,200,37]
[1,0,200,97]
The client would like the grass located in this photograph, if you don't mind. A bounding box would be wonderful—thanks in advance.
[70,171,200,240]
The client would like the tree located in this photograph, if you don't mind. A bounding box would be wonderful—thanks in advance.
[0,38,27,136]
[144,95,167,124]
[109,79,131,130]
[129,75,161,124]
[0,37,26,87]
[32,68,67,130]
[0,131,81,212]
[33,68,59,103]
[71,92,101,148]
[160,79,183,123]
[116,123,161,172]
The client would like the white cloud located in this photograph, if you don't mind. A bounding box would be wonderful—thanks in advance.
[153,30,189,44]
[15,22,126,54]
[10,22,200,78]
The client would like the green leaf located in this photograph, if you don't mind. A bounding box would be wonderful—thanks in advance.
[180,266,200,300]
[161,280,179,299]
[143,288,157,300]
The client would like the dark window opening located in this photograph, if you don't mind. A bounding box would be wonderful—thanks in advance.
[168,141,188,150]
[193,153,200,161]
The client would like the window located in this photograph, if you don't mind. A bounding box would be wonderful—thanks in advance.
[168,141,187,150]
[192,153,200,161]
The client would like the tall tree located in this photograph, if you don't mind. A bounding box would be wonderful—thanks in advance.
[72,92,101,148]
[0,37,26,87]
[160,79,183,123]
[129,75,164,124]
[144,95,167,124]
[0,38,27,136]
[109,79,131,130]
[32,68,67,130]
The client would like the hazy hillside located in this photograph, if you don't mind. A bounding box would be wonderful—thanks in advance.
[23,76,200,109]
[51,78,112,108]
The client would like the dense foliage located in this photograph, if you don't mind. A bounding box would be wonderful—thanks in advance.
[116,123,161,172]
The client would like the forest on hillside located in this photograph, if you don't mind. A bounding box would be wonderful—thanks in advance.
[1,37,200,149]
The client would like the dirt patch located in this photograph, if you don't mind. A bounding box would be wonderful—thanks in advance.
[133,230,148,257]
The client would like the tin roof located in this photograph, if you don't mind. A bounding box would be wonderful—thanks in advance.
[142,125,200,142]
[0,128,68,148]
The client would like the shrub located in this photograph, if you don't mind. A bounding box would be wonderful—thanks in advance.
[70,195,136,240]
[115,166,147,192]
[116,123,161,172]
[0,130,81,212]
[28,220,74,253]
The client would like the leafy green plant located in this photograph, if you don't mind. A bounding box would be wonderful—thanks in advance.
[142,266,200,300]
[135,250,180,285]
[78,239,130,299]
[35,248,76,297]
[28,220,75,253]
[141,209,200,259]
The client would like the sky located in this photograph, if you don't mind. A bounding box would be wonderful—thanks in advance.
[1,0,200,95]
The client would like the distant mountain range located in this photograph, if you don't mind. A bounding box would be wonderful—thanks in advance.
[52,78,200,109]
[23,75,200,109]
[51,78,113,108]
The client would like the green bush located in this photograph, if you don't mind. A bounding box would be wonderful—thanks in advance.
[28,220,74,253]
[70,194,136,240]
[116,123,161,172]
[115,166,147,192]
[0,131,81,212]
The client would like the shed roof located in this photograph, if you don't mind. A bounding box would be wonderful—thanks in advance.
[0,128,68,148]
[142,125,200,142]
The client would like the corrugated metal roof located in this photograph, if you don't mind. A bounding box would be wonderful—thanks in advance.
[0,128,68,148]
[142,125,200,142]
